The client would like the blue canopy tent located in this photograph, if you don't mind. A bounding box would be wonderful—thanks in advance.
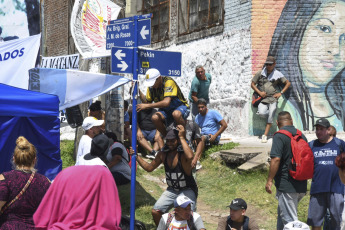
[0,83,61,180]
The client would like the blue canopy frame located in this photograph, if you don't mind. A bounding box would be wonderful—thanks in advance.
[0,83,61,180]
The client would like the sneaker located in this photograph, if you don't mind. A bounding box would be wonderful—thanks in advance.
[196,161,202,171]
[147,150,157,159]
[262,135,268,143]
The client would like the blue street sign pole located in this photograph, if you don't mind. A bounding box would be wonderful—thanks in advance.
[130,15,139,230]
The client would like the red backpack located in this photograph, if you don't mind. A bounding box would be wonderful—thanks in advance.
[275,129,314,181]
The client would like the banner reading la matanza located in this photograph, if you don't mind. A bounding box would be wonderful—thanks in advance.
[0,34,41,89]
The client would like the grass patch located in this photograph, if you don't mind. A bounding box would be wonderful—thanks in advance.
[203,142,239,158]
[60,140,75,168]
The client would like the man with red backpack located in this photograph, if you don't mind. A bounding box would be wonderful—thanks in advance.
[265,111,308,230]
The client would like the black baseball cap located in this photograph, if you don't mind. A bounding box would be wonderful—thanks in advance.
[314,118,330,128]
[227,198,247,210]
[165,129,179,140]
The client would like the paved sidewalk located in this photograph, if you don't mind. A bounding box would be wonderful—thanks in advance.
[222,131,345,148]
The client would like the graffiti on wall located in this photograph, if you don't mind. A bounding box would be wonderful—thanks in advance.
[251,0,345,133]
[0,0,40,41]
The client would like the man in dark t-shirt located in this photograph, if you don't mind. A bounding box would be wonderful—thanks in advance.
[265,111,307,230]
[307,118,345,229]
[137,107,164,159]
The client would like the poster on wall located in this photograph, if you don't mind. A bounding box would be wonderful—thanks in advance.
[0,0,40,41]
[71,0,121,59]
[250,0,345,133]
[41,54,80,70]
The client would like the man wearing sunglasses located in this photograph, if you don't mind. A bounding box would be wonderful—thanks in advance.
[251,56,291,143]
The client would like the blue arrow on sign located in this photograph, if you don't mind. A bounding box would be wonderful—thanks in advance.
[106,18,151,49]
[138,49,182,77]
[111,47,134,74]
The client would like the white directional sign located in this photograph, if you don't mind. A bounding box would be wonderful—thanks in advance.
[111,47,133,73]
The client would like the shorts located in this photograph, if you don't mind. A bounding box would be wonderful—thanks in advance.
[202,134,220,146]
[257,101,277,124]
[307,193,344,228]
[141,129,156,143]
[159,104,190,126]
[153,188,197,213]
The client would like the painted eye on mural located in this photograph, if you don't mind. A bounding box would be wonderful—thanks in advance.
[318,25,331,33]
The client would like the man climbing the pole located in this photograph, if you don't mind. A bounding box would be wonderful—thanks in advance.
[129,125,197,226]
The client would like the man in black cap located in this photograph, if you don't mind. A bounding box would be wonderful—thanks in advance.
[251,56,291,143]
[79,133,109,167]
[131,125,197,226]
[216,198,259,230]
[307,118,345,230]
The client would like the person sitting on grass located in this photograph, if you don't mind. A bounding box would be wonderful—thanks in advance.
[193,98,227,168]
[105,132,131,186]
[157,195,205,230]
[130,125,198,226]
[216,198,259,230]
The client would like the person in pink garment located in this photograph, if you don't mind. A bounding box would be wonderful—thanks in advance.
[33,165,121,230]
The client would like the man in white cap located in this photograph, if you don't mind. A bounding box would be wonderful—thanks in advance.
[157,195,205,230]
[75,116,104,165]
[137,68,190,138]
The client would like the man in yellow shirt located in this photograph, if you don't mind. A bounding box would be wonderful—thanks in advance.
[137,68,190,138]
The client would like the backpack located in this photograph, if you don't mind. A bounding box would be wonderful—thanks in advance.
[275,129,314,181]
[119,215,146,230]
[226,216,249,230]
[165,210,195,230]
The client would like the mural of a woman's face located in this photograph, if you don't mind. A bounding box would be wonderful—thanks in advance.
[299,0,345,86]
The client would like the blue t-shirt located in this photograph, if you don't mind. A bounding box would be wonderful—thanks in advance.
[195,109,223,138]
[309,138,345,195]
[124,111,129,122]
[188,73,212,103]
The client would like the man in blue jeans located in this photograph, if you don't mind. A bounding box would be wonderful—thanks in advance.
[137,68,190,138]
[131,126,198,226]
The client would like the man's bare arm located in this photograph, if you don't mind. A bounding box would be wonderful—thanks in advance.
[265,157,280,194]
[136,152,163,172]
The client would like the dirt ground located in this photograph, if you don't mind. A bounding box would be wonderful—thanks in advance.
[143,172,272,229]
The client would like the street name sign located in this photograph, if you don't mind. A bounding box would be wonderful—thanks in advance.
[106,15,151,49]
[138,49,182,77]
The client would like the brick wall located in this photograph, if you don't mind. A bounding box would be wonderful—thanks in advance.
[43,0,69,56]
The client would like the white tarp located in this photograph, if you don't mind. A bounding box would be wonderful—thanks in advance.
[28,68,130,110]
[0,34,41,89]
[70,0,121,59]
[41,54,80,70]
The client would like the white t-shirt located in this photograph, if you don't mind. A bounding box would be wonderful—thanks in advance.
[75,135,92,165]
[78,156,107,167]
[157,212,205,230]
